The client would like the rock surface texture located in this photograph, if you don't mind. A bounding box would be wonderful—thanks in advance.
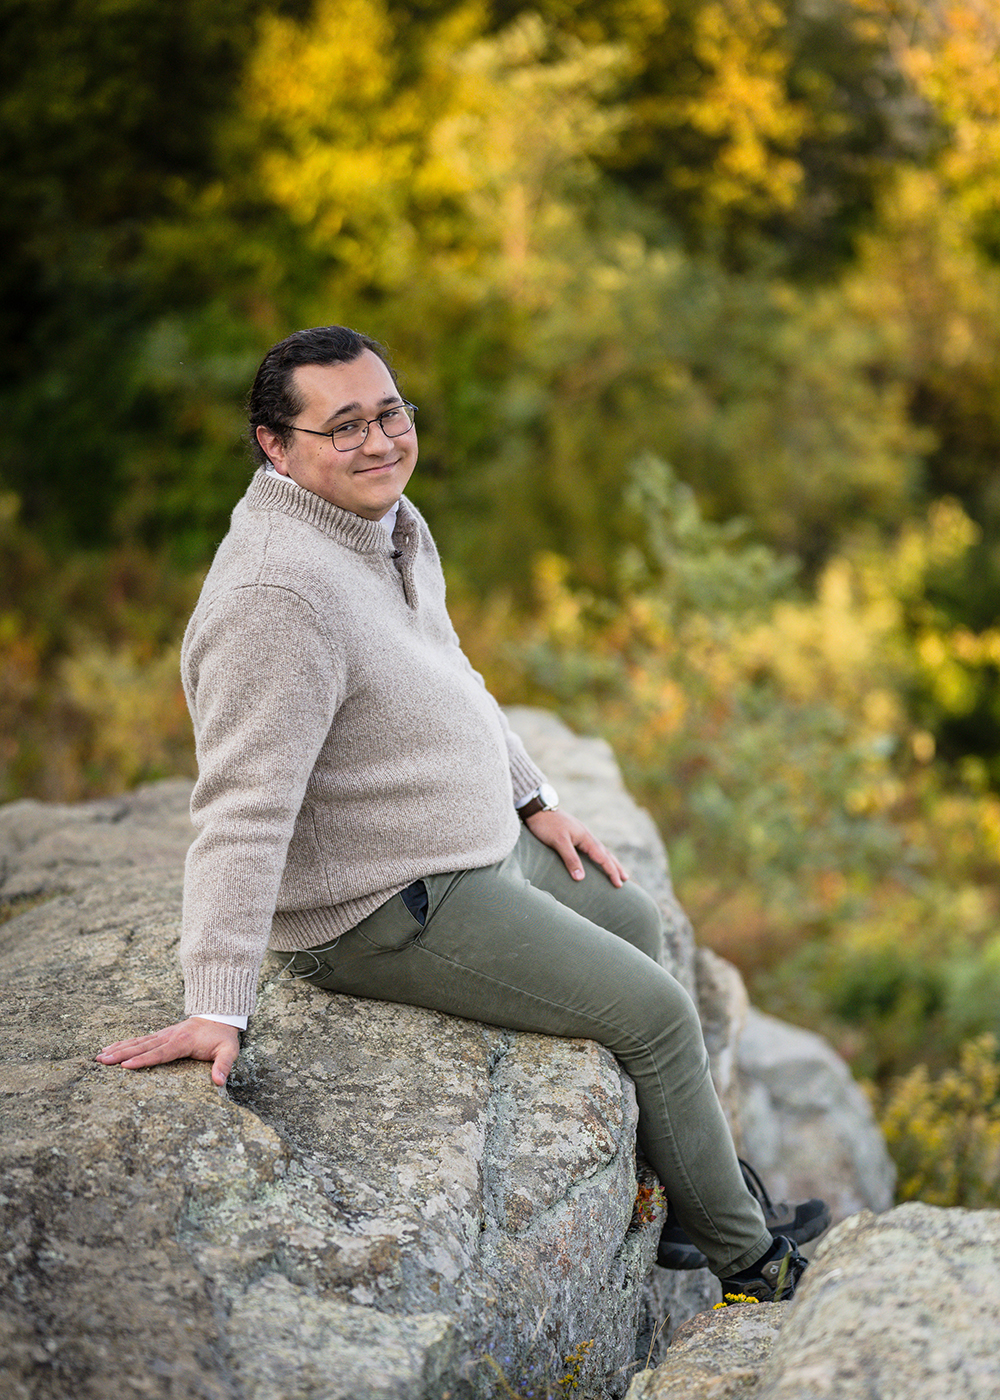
[2,707,895,1400]
[737,1008,896,1225]
[627,1305,785,1400]
[630,1204,1000,1399]
[758,1203,1000,1400]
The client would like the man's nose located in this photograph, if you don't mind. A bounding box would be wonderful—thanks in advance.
[360,420,393,452]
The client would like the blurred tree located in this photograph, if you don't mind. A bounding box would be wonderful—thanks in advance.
[1,0,992,622]
[0,0,296,545]
[0,0,940,573]
[233,2,625,304]
[838,0,1000,772]
[119,2,639,562]
[488,0,926,272]
[867,0,1000,259]
[849,0,1000,521]
[179,0,920,587]
[420,233,927,588]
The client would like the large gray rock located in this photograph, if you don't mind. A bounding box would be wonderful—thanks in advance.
[757,1203,1000,1399]
[0,708,906,1399]
[627,1304,785,1400]
[737,1008,896,1223]
[0,713,707,1400]
[629,1205,1000,1400]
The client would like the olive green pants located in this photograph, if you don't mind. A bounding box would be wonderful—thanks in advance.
[287,825,771,1275]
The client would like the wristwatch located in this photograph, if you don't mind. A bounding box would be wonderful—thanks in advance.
[518,782,560,821]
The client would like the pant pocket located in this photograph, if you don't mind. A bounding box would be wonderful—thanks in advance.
[398,879,428,926]
[353,889,426,950]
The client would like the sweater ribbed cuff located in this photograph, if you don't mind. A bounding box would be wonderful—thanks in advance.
[184,964,262,1020]
[509,752,547,806]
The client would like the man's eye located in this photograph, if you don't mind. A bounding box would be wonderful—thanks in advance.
[380,408,404,424]
[334,420,364,436]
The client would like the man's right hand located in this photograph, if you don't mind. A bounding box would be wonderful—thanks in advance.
[96,1018,240,1088]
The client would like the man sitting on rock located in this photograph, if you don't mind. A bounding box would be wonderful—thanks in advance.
[97,324,826,1301]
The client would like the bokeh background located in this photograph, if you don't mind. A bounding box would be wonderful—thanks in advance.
[3,0,1000,1202]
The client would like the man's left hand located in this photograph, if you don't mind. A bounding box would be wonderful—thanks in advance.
[524,809,628,886]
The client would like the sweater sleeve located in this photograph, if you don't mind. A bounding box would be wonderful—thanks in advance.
[180,584,343,1017]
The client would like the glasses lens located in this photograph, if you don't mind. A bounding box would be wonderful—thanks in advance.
[329,404,415,449]
[378,405,415,438]
[331,421,367,449]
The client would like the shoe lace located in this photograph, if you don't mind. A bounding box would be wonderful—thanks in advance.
[738,1159,776,1213]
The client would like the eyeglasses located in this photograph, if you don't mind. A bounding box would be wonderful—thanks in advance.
[287,402,417,452]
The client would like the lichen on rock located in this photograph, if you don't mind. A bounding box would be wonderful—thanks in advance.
[0,710,903,1400]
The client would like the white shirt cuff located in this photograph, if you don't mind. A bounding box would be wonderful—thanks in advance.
[191,1013,248,1031]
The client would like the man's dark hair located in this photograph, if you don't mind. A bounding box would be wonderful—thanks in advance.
[247,325,397,465]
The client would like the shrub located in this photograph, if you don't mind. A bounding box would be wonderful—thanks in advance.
[454,460,1000,1088]
[876,1035,1000,1207]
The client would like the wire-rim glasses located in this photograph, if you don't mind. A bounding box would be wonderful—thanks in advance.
[287,402,417,452]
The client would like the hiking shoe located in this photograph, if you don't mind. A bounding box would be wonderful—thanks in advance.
[656,1159,830,1270]
[719,1234,808,1303]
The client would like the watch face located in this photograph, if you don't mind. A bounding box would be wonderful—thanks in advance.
[538,782,559,810]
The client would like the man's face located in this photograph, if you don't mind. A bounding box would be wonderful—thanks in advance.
[256,350,417,520]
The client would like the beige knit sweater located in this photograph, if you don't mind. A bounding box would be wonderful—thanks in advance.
[179,470,545,1017]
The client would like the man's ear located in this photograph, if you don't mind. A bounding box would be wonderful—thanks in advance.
[256,424,288,472]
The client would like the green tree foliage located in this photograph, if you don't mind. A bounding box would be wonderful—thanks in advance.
[451,467,1000,1087]
[833,0,1000,770]
[440,243,927,583]
[0,0,284,544]
[0,0,976,574]
[849,0,1000,525]
[133,0,917,585]
[489,0,925,270]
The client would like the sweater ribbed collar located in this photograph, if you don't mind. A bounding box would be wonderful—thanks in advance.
[245,467,416,556]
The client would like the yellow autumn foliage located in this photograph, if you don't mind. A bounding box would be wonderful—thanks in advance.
[876,1034,1000,1206]
[673,0,806,218]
